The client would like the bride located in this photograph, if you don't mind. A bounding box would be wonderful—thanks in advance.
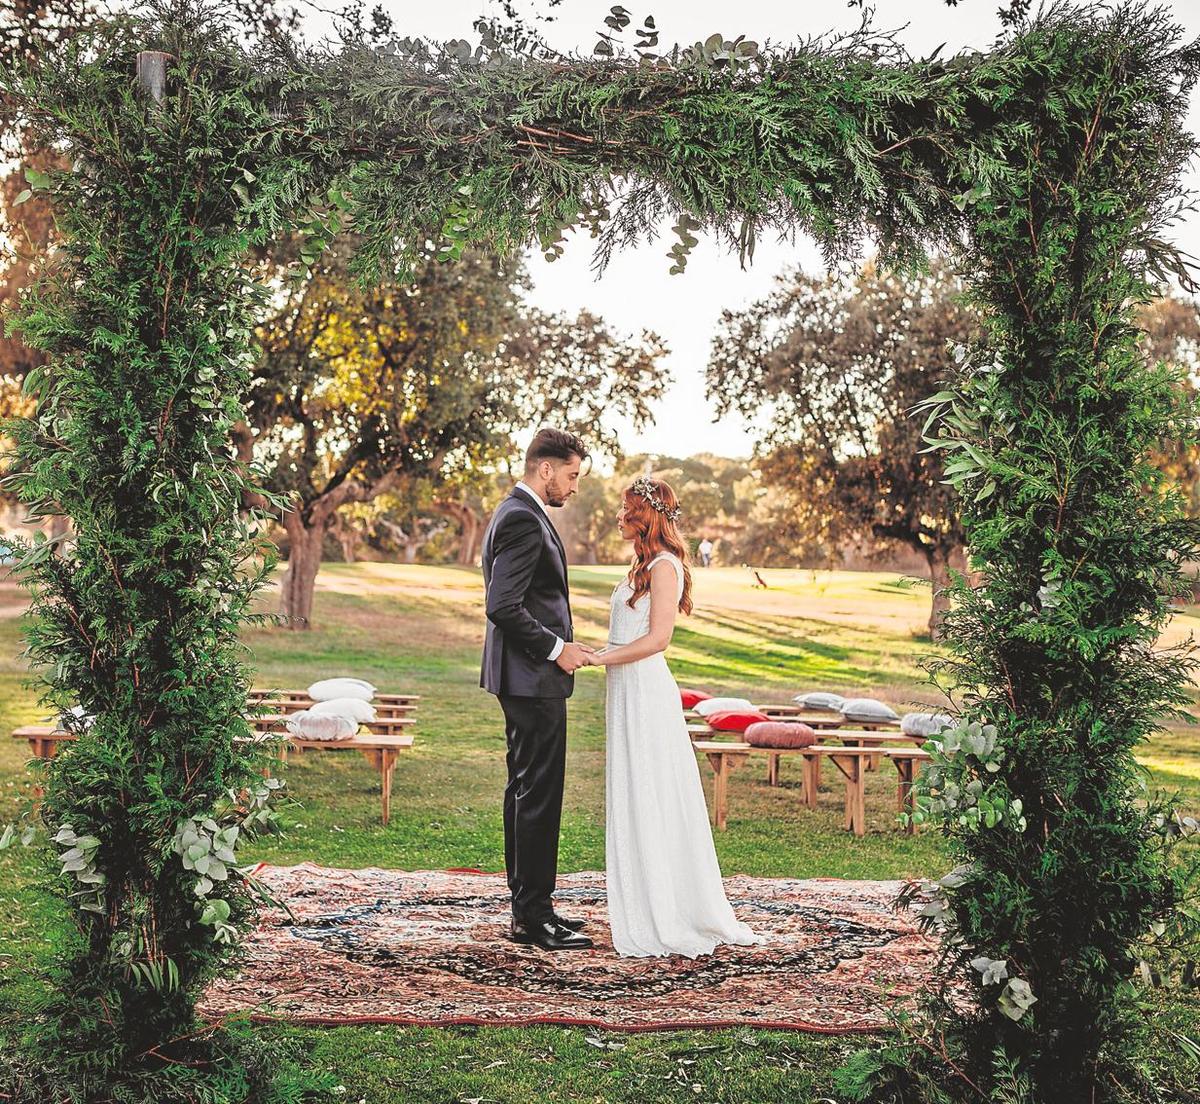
[584,476,763,958]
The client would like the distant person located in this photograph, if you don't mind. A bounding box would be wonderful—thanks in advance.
[697,536,714,568]
[752,569,768,589]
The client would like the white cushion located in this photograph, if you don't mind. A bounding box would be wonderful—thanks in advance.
[308,697,377,723]
[693,697,755,717]
[792,691,846,711]
[839,697,901,723]
[308,678,375,702]
[286,710,358,741]
[60,705,95,729]
[901,712,954,737]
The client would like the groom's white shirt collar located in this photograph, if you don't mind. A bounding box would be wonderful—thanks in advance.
[511,480,566,663]
[514,480,550,516]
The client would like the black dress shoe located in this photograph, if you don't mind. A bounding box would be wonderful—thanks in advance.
[552,912,586,932]
[508,917,593,951]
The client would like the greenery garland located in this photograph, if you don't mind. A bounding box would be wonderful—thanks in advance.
[0,10,336,1097]
[2,1,1198,1098]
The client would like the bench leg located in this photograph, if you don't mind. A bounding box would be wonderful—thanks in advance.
[31,743,44,805]
[713,755,731,831]
[802,754,820,808]
[895,759,917,834]
[766,752,780,787]
[380,750,396,827]
[703,752,742,831]
[831,755,865,836]
[26,738,48,804]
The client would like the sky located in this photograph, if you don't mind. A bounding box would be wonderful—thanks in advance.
[299,0,1200,460]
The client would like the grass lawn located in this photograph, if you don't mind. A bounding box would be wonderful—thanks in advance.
[1,562,1197,1101]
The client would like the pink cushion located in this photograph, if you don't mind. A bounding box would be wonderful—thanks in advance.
[705,709,771,734]
[680,689,713,709]
[744,721,818,749]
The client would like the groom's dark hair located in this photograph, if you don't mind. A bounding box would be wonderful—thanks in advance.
[524,427,589,472]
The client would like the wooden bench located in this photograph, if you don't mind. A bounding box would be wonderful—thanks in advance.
[247,688,418,721]
[765,729,923,782]
[687,722,918,774]
[246,711,414,739]
[12,717,416,827]
[693,740,930,836]
[282,730,415,826]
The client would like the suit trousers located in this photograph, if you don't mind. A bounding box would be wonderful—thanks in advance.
[498,693,567,923]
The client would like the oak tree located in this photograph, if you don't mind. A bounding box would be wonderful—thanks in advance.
[709,260,975,639]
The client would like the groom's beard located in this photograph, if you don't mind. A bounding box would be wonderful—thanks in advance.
[544,480,572,507]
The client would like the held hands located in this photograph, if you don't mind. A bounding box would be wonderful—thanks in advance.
[555,641,599,673]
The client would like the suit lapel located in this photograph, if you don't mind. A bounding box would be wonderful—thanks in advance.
[510,486,568,581]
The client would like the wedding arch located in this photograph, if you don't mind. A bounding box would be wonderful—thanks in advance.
[3,0,1198,1098]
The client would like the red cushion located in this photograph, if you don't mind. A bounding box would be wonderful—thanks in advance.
[744,721,817,749]
[680,689,713,709]
[704,709,771,733]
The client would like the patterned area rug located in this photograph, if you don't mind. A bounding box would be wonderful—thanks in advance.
[199,863,940,1033]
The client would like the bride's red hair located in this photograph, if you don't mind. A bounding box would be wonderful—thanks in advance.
[623,478,693,615]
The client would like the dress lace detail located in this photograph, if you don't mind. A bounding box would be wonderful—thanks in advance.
[605,552,764,957]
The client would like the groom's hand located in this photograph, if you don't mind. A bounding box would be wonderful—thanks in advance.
[555,642,593,673]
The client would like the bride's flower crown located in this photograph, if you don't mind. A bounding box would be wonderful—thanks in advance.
[630,476,682,523]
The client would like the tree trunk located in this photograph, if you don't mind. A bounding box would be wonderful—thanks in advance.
[456,509,481,565]
[333,511,358,563]
[276,471,402,628]
[925,545,953,642]
[377,517,424,563]
[279,511,327,629]
[432,499,486,565]
[230,420,266,514]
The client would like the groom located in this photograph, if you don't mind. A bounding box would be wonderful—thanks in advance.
[480,427,595,951]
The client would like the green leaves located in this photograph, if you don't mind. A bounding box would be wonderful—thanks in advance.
[171,781,283,948]
[14,164,53,206]
[911,720,1026,833]
[997,978,1038,1022]
[3,8,308,1069]
[666,212,701,275]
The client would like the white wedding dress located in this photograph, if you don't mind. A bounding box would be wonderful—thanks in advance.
[605,552,764,957]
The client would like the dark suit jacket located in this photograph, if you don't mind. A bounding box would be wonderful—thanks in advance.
[480,486,574,698]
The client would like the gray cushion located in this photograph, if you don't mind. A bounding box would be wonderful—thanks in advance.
[59,705,95,730]
[792,691,846,711]
[901,712,954,737]
[839,697,901,723]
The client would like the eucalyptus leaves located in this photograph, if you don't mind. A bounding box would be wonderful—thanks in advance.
[909,720,1027,833]
[173,777,285,944]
